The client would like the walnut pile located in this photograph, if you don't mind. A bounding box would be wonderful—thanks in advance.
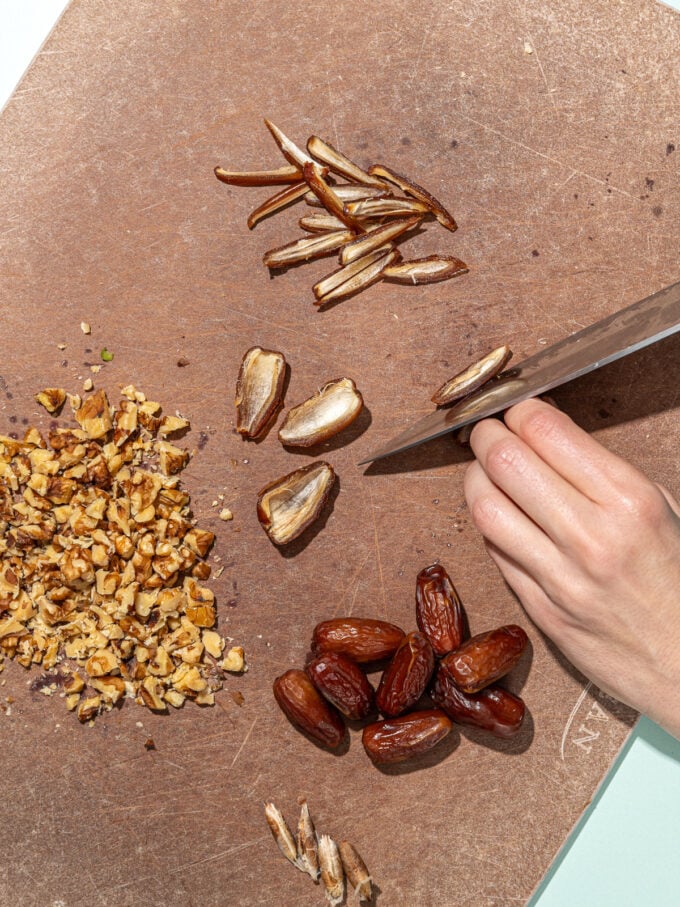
[0,386,245,723]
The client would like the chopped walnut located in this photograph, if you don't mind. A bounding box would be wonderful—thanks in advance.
[0,387,244,721]
[35,388,67,414]
[222,646,246,673]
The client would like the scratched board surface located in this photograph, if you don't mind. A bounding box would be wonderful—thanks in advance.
[0,1,678,904]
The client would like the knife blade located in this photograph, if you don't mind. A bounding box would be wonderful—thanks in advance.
[360,279,680,464]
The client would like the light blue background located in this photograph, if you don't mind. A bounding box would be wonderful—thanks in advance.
[1,3,679,905]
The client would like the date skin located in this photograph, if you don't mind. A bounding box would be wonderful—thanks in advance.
[273,668,346,749]
[440,624,528,693]
[415,563,466,656]
[375,631,435,717]
[431,665,525,738]
[306,651,375,720]
[311,617,405,663]
[362,709,452,764]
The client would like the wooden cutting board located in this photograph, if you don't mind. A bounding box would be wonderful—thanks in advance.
[0,1,678,904]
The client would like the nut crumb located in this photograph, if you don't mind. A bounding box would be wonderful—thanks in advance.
[83,378,94,392]
[222,646,246,673]
[219,508,233,522]
[80,322,91,335]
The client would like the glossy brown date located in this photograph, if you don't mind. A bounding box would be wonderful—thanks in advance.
[430,665,525,738]
[306,651,375,721]
[362,709,452,764]
[311,617,405,664]
[415,563,466,656]
[375,631,435,717]
[273,668,346,749]
[440,624,528,693]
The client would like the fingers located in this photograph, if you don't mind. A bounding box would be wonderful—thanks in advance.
[503,398,650,505]
[468,414,595,549]
[463,459,567,595]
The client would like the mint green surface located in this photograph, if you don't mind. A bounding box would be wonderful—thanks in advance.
[532,717,680,905]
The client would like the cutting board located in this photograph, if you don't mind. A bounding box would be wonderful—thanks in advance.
[0,1,678,905]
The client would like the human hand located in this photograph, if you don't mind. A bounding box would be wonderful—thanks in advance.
[463,397,680,740]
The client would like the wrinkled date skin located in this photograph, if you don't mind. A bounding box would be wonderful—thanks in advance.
[273,668,346,749]
[431,665,526,738]
[375,631,435,717]
[362,709,452,764]
[415,563,466,656]
[440,624,528,693]
[306,651,375,721]
[312,617,405,664]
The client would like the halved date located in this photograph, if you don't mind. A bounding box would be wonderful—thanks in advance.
[312,617,405,664]
[273,668,346,749]
[306,651,375,721]
[278,377,363,448]
[415,563,466,656]
[375,631,435,717]
[362,709,452,764]
[440,624,528,693]
[431,665,525,738]
[257,461,335,545]
[235,346,286,439]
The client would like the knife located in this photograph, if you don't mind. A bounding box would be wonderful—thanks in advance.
[360,279,680,464]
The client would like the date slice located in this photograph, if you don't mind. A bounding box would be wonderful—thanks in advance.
[339,216,421,266]
[440,624,529,693]
[375,631,435,717]
[303,185,390,207]
[368,163,458,231]
[383,255,468,285]
[263,230,354,270]
[362,709,452,764]
[431,345,512,406]
[235,346,286,439]
[312,617,405,664]
[257,461,335,545]
[214,164,303,186]
[415,563,466,656]
[299,212,358,233]
[306,134,388,188]
[273,668,346,749]
[278,377,363,448]
[246,181,309,230]
[314,248,398,306]
[306,651,375,721]
[431,665,525,738]
[344,197,430,219]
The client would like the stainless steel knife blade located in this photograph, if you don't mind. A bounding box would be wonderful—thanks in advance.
[360,280,680,464]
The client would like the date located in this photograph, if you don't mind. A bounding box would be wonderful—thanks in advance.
[430,665,525,738]
[306,652,375,721]
[362,709,452,764]
[375,631,435,717]
[440,624,528,693]
[312,617,405,664]
[415,563,466,656]
[273,668,346,749]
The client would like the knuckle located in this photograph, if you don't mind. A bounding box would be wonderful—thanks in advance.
[486,438,528,477]
[519,405,563,444]
[618,484,667,525]
[470,492,504,533]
